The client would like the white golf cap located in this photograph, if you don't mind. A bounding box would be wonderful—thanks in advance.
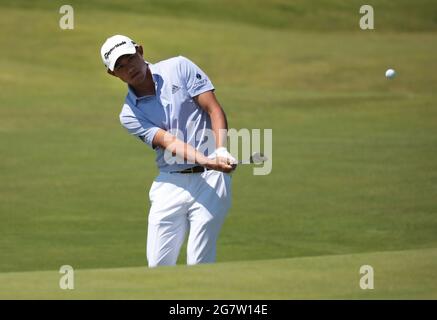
[100,35,138,71]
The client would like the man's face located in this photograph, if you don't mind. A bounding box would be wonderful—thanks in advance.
[110,47,148,85]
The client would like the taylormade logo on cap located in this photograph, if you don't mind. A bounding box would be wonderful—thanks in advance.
[104,41,126,59]
[100,35,137,71]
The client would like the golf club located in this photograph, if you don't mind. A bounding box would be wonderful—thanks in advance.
[237,152,268,164]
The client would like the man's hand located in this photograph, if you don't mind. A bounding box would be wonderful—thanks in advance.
[204,156,235,173]
[205,147,237,173]
[209,147,237,164]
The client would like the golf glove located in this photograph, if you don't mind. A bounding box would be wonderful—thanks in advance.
[209,147,237,164]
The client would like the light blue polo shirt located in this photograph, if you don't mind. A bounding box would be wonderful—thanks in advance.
[119,56,217,172]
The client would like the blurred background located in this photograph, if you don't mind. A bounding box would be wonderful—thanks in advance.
[0,0,436,298]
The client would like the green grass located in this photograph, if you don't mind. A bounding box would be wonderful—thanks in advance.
[1,248,436,299]
[2,0,437,31]
[0,1,437,299]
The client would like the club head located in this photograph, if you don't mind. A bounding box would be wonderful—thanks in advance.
[237,152,268,165]
[250,152,268,164]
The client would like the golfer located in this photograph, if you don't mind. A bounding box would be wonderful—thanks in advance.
[100,35,236,267]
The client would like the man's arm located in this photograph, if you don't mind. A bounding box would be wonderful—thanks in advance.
[194,91,228,149]
[152,129,234,173]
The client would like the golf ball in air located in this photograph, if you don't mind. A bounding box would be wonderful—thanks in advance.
[385,68,396,79]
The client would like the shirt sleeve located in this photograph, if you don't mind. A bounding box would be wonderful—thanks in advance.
[178,56,215,98]
[119,110,160,149]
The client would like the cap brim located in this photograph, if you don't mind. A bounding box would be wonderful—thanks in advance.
[108,46,137,71]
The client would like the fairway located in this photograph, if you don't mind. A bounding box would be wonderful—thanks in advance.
[1,248,436,299]
[1,0,437,299]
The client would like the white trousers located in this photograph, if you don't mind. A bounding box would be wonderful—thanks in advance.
[147,169,232,267]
